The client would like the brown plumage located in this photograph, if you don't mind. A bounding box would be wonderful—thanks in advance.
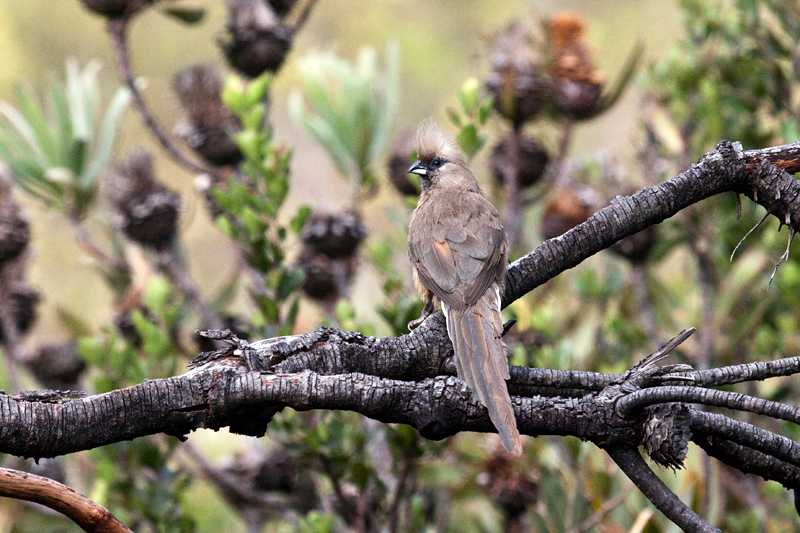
[407,120,521,455]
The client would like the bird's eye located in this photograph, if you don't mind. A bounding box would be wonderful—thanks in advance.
[430,157,445,169]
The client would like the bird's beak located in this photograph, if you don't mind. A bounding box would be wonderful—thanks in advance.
[408,160,427,176]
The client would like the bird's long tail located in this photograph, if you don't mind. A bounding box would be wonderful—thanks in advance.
[442,286,522,455]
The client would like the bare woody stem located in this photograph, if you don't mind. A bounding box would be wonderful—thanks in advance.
[0,467,132,533]
[605,446,720,533]
[107,18,214,177]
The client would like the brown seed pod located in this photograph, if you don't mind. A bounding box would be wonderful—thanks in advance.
[79,0,140,18]
[220,0,293,77]
[540,186,594,240]
[0,168,29,266]
[174,64,244,167]
[485,21,549,126]
[546,13,604,120]
[301,210,366,259]
[0,281,39,343]
[297,248,338,301]
[387,129,419,196]
[219,446,319,517]
[489,134,549,189]
[480,451,538,520]
[106,147,181,251]
[610,225,659,263]
[296,245,357,303]
[26,342,86,391]
[266,0,297,16]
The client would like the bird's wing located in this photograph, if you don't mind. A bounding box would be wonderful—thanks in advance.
[409,196,506,310]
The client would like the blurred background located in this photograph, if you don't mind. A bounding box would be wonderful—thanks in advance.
[0,0,680,342]
[3,1,800,532]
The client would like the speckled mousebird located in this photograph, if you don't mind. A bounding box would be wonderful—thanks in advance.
[407,120,521,455]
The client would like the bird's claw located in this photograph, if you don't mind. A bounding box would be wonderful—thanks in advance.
[408,301,434,331]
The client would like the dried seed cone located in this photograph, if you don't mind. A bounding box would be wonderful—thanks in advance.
[266,0,297,16]
[0,281,39,343]
[387,130,419,196]
[0,169,29,266]
[297,247,338,301]
[540,187,594,240]
[174,64,243,167]
[26,342,86,391]
[296,246,357,303]
[485,21,548,126]
[611,225,658,263]
[547,13,604,119]
[220,0,293,77]
[481,451,538,520]
[106,147,181,251]
[220,446,319,516]
[80,0,140,18]
[301,210,366,259]
[490,134,549,189]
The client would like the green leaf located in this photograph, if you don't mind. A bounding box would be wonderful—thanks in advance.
[221,75,247,116]
[244,74,271,107]
[235,129,261,161]
[56,306,93,337]
[446,107,462,127]
[276,269,305,300]
[456,124,484,158]
[0,100,47,166]
[290,205,311,234]
[161,6,205,24]
[14,83,57,166]
[256,295,280,323]
[215,215,234,237]
[46,76,74,167]
[478,97,494,125]
[66,58,92,142]
[457,77,481,113]
[82,84,131,190]
[242,103,265,131]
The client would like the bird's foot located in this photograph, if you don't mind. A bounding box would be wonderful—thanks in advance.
[408,301,434,331]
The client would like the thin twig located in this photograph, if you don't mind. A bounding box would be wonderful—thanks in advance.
[387,453,414,533]
[107,19,213,176]
[552,119,575,186]
[605,445,720,533]
[568,483,635,533]
[629,264,659,350]
[501,127,524,251]
[157,248,223,330]
[291,0,320,31]
[319,454,359,528]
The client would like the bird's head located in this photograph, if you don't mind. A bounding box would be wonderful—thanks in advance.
[407,120,476,193]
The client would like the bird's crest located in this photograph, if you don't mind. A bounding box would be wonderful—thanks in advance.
[416,120,462,163]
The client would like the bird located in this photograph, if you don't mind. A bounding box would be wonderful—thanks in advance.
[407,120,522,455]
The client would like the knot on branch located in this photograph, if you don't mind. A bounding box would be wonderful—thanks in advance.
[642,402,693,470]
[747,158,800,232]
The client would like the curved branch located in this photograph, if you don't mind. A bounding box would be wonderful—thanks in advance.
[605,445,720,533]
[694,433,800,490]
[690,410,800,469]
[107,18,213,176]
[618,386,800,424]
[503,141,800,307]
[690,354,800,387]
[0,467,131,533]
